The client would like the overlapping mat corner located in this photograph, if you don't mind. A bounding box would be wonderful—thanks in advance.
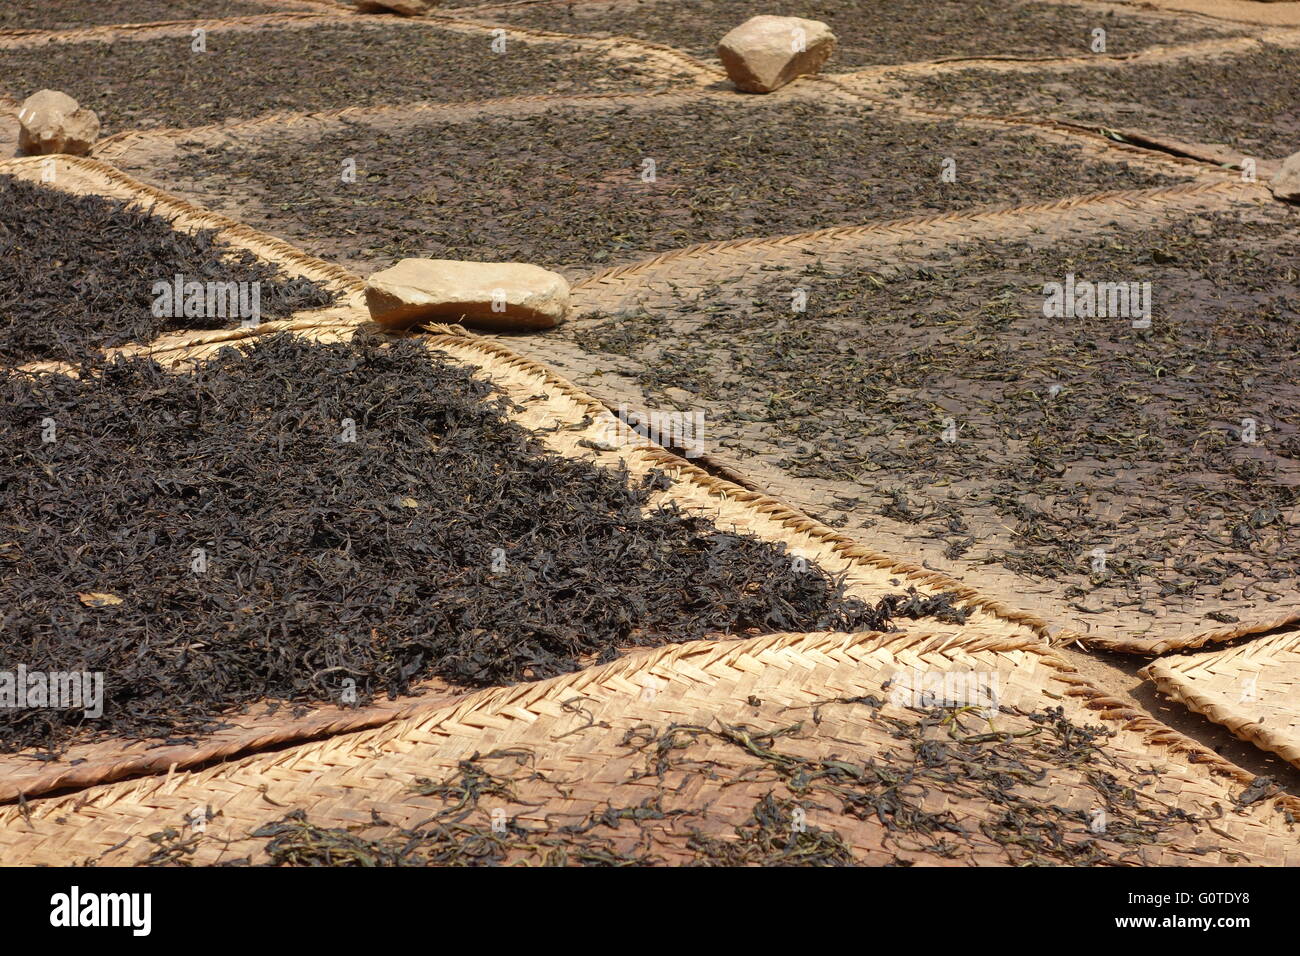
[1142,622,1300,772]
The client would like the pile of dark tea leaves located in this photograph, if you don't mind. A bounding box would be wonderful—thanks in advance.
[0,335,967,754]
[131,706,1249,867]
[0,174,336,365]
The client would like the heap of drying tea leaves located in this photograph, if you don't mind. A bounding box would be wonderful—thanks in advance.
[0,336,965,753]
[0,175,336,365]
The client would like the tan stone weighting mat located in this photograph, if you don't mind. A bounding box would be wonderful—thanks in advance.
[1143,626,1300,770]
[2,629,1296,866]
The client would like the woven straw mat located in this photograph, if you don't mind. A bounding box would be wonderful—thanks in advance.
[0,310,1054,801]
[1143,627,1300,771]
[2,629,1297,866]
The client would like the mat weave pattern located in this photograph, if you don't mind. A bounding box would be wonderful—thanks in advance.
[3,0,1296,847]
[2,629,1296,866]
[1143,627,1300,770]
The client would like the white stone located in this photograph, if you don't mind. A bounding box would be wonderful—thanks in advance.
[17,90,100,157]
[365,259,570,331]
[717,15,836,94]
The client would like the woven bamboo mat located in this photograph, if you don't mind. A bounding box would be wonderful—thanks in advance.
[0,153,366,375]
[92,81,1208,282]
[3,0,1293,857]
[0,314,1055,803]
[1143,625,1300,769]
[492,178,1300,658]
[4,627,1296,866]
[89,65,1212,183]
[843,30,1300,163]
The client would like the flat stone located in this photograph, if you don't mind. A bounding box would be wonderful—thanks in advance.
[16,90,100,157]
[365,258,570,331]
[1270,150,1300,202]
[717,15,836,94]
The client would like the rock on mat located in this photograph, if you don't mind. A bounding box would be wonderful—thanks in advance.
[716,15,836,94]
[14,89,99,156]
[364,258,570,330]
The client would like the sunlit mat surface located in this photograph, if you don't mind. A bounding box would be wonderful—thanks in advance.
[2,629,1296,866]
[1144,627,1300,770]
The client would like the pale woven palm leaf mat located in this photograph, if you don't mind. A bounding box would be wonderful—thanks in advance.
[2,629,1296,866]
[500,179,1300,658]
[1143,628,1300,771]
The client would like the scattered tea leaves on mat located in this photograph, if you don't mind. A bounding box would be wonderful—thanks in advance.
[155,99,1188,272]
